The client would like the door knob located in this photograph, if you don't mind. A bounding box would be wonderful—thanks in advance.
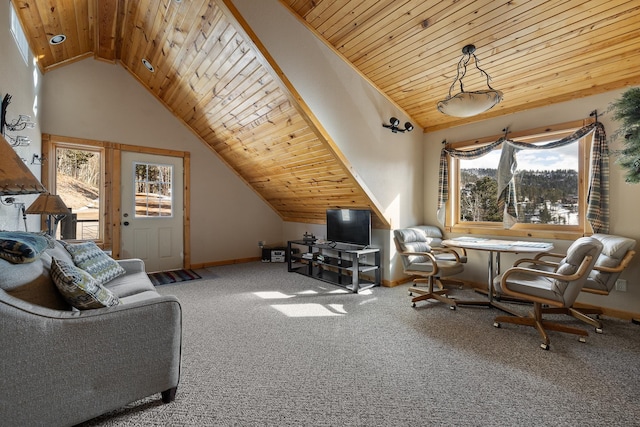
[123,221,130,226]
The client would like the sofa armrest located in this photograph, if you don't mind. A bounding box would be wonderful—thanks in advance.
[117,258,146,274]
[0,291,181,426]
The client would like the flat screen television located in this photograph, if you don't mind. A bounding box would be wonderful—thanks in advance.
[326,209,371,247]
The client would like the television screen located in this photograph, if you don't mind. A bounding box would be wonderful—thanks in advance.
[326,209,371,247]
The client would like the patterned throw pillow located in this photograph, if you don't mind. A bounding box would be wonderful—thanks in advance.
[0,231,53,264]
[50,257,121,310]
[63,241,126,285]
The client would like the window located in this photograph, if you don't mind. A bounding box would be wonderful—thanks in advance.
[10,4,30,64]
[133,162,173,217]
[447,121,592,239]
[54,146,104,240]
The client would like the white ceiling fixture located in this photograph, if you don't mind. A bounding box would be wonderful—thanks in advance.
[437,44,503,118]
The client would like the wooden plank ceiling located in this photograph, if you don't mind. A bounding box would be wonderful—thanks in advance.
[11,0,640,227]
[282,0,640,131]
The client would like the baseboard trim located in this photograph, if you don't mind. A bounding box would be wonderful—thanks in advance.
[190,257,261,269]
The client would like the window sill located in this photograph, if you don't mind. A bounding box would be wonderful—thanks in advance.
[447,224,586,241]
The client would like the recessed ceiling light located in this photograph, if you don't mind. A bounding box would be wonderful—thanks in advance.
[142,58,155,72]
[49,34,66,45]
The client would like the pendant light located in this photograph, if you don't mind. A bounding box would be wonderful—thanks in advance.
[437,45,503,117]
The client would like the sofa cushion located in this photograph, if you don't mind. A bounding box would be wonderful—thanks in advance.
[104,271,156,298]
[63,241,126,285]
[0,231,53,264]
[50,257,121,310]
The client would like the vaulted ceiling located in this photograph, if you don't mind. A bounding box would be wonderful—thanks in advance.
[11,0,640,227]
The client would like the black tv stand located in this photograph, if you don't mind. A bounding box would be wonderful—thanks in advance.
[287,240,380,293]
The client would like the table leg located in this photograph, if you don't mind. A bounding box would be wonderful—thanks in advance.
[487,251,495,303]
[487,251,522,316]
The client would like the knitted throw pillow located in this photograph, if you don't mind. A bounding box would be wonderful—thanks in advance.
[63,241,126,285]
[50,257,120,310]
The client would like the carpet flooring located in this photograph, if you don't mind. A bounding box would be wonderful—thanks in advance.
[82,262,640,426]
[148,269,201,286]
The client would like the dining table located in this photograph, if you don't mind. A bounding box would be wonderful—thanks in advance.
[442,237,554,313]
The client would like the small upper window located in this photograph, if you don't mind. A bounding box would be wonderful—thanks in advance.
[10,4,30,65]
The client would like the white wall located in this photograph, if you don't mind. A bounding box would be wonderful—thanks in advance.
[232,0,424,280]
[40,59,283,265]
[0,1,43,232]
[423,88,640,314]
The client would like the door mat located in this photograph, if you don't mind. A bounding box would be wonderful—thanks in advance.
[148,269,201,286]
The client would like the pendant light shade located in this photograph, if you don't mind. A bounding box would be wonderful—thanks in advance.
[0,134,47,196]
[437,45,503,117]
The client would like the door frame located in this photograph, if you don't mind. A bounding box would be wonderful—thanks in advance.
[42,134,191,268]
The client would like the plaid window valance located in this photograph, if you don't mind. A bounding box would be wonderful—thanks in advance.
[437,121,609,233]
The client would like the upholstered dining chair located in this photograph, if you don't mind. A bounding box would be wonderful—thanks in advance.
[393,228,465,309]
[529,234,636,333]
[410,225,468,263]
[492,236,603,350]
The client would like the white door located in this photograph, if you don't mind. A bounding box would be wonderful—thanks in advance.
[120,151,184,272]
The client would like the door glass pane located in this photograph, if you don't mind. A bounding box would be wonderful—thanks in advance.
[134,162,173,217]
[55,147,101,240]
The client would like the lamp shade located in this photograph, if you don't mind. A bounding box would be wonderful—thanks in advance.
[0,134,47,195]
[25,193,70,215]
[437,89,503,118]
[437,44,503,117]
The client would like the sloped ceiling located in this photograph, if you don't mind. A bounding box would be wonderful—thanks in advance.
[281,0,640,132]
[11,0,640,227]
[13,0,389,228]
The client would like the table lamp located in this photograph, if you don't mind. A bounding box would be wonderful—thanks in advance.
[25,193,70,237]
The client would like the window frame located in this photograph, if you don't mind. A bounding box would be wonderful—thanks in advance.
[10,3,30,65]
[42,135,113,247]
[444,119,594,240]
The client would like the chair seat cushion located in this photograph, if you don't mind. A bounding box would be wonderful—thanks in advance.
[105,271,156,298]
[494,271,563,303]
[407,259,464,276]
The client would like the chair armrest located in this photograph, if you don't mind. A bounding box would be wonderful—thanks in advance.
[117,258,146,274]
[0,293,181,425]
[399,251,439,275]
[401,250,436,260]
[533,252,565,261]
[501,254,595,300]
[431,247,462,262]
[593,249,636,273]
[513,257,559,269]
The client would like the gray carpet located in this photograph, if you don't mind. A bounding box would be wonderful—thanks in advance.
[81,262,640,426]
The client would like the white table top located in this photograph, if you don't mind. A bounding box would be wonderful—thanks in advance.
[443,237,553,253]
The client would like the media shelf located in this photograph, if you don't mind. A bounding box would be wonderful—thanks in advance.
[287,240,380,293]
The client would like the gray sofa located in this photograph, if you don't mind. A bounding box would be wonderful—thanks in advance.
[0,237,182,426]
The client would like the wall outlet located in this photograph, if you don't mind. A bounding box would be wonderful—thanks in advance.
[615,279,627,292]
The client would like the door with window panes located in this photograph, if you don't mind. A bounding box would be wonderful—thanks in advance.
[120,151,183,272]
